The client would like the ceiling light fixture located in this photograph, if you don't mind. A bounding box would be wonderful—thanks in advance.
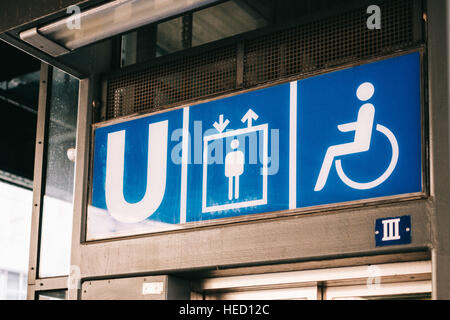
[20,0,219,57]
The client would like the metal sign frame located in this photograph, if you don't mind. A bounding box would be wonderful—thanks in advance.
[84,47,428,242]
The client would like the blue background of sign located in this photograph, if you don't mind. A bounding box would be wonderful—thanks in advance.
[89,52,422,239]
[91,109,184,225]
[297,52,422,207]
[186,83,291,222]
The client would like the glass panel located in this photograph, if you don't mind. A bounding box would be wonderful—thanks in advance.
[121,25,159,67]
[121,31,138,67]
[121,16,184,65]
[0,70,40,110]
[332,293,432,300]
[0,70,40,181]
[192,0,269,47]
[37,290,67,300]
[38,68,79,278]
[121,0,272,65]
[325,281,432,300]
[0,180,32,300]
[205,286,319,300]
[364,293,431,300]
[156,17,184,57]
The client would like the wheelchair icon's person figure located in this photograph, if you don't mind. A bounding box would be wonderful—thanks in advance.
[225,139,245,200]
[314,82,376,191]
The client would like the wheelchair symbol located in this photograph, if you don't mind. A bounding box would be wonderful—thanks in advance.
[315,82,399,191]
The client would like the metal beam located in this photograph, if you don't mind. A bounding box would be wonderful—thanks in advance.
[68,76,97,300]
[0,31,116,79]
[0,0,106,34]
[78,199,432,280]
[0,88,38,115]
[27,63,51,290]
[427,0,450,300]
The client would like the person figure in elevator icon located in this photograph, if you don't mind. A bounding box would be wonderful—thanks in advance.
[225,139,245,200]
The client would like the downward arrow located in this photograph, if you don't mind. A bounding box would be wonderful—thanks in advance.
[213,115,230,133]
[241,109,259,128]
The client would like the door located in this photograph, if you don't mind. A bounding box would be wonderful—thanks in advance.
[194,261,431,300]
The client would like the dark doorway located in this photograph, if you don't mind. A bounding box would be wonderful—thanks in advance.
[0,40,40,181]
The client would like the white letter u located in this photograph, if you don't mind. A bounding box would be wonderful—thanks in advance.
[105,120,168,223]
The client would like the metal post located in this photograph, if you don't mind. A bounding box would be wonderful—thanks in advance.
[182,13,193,50]
[67,76,95,300]
[236,41,244,88]
[26,62,51,300]
[427,0,450,300]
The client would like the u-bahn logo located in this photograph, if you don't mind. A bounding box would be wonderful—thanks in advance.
[105,120,168,223]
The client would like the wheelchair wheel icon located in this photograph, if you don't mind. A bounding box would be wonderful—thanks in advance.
[335,124,399,190]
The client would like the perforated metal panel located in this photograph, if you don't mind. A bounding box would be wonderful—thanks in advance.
[107,45,236,119]
[104,0,422,121]
[244,0,418,86]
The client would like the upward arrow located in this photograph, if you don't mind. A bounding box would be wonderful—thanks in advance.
[241,109,259,128]
[213,114,230,133]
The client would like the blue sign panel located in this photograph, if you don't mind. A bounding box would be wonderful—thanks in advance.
[87,52,422,240]
[297,52,422,207]
[375,216,412,247]
[90,110,184,231]
[186,83,291,223]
